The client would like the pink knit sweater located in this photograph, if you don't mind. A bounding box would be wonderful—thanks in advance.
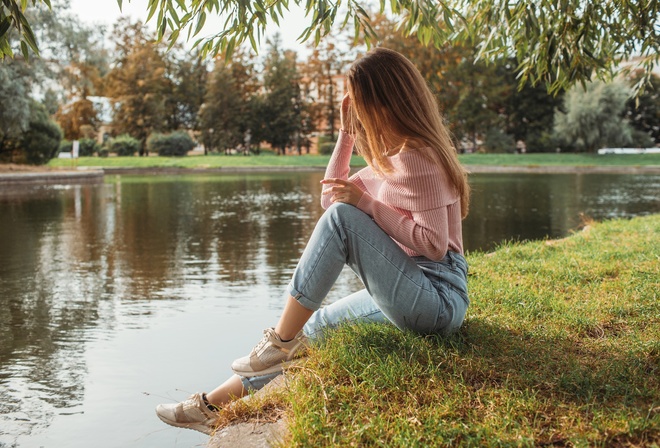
[321,130,464,261]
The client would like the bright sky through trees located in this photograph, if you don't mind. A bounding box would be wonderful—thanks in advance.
[68,0,312,55]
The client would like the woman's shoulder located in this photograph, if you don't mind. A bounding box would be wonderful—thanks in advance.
[384,150,459,210]
[389,149,448,182]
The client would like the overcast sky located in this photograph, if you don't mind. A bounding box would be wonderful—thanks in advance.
[68,0,312,55]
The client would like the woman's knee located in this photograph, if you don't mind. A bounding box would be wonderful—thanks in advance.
[324,202,367,226]
[326,201,354,216]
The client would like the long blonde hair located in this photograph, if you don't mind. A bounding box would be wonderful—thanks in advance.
[346,47,470,218]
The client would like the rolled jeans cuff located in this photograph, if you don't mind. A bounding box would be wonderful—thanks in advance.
[286,283,318,312]
[240,371,281,392]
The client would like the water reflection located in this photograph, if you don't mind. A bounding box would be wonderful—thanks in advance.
[0,171,658,447]
[464,173,660,251]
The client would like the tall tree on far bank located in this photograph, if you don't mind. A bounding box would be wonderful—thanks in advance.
[165,48,208,132]
[104,18,171,155]
[199,46,258,154]
[0,61,32,158]
[300,41,347,140]
[554,80,634,152]
[199,59,243,154]
[501,60,564,152]
[258,38,302,155]
[625,72,660,146]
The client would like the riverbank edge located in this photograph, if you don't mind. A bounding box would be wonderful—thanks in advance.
[0,169,104,186]
[1,164,659,185]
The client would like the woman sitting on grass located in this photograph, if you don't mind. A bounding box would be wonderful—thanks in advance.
[156,47,471,434]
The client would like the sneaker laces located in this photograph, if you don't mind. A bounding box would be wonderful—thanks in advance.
[252,328,275,354]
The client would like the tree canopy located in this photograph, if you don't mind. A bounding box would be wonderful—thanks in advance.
[2,0,659,93]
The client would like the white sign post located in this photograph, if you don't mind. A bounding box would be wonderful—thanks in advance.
[72,140,79,167]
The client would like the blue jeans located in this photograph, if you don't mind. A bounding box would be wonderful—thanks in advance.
[241,203,469,390]
[292,203,469,338]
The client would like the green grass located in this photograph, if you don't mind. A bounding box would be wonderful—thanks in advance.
[47,153,346,169]
[459,152,660,167]
[46,152,660,170]
[231,214,660,446]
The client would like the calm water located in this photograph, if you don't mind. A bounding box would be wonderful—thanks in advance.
[1,171,658,448]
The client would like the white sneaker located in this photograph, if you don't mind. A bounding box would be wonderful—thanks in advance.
[231,328,308,377]
[155,393,219,435]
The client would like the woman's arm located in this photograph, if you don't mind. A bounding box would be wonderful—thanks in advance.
[320,131,366,209]
[356,194,451,261]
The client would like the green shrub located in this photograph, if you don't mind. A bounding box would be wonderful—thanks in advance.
[20,102,63,165]
[59,139,72,154]
[59,138,100,156]
[525,131,561,153]
[630,129,654,148]
[78,138,100,156]
[317,134,336,155]
[147,131,195,157]
[484,128,516,153]
[319,142,335,155]
[108,134,140,156]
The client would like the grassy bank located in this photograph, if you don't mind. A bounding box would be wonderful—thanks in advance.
[46,152,660,170]
[222,214,659,446]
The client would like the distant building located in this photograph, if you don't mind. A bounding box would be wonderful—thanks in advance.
[88,96,114,145]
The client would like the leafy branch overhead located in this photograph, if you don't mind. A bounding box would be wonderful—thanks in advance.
[2,0,659,93]
[0,0,51,59]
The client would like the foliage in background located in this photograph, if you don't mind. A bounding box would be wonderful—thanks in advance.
[126,0,659,96]
[0,60,31,149]
[500,60,564,152]
[58,138,100,157]
[164,49,208,132]
[199,51,253,154]
[554,80,634,152]
[300,41,347,140]
[317,135,335,155]
[104,18,171,155]
[147,131,195,156]
[0,100,62,164]
[107,134,140,156]
[483,128,516,153]
[625,72,660,146]
[368,13,561,153]
[22,1,110,136]
[55,98,99,140]
[257,37,304,155]
[5,1,659,95]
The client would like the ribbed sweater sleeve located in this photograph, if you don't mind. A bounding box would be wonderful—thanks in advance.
[321,130,366,210]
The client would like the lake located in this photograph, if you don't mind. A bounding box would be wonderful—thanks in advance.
[1,171,658,448]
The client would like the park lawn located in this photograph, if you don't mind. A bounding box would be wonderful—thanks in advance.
[217,214,660,447]
[46,152,660,169]
[459,152,660,167]
[48,153,344,169]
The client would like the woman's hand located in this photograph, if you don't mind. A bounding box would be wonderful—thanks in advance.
[340,93,353,133]
[321,178,363,206]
